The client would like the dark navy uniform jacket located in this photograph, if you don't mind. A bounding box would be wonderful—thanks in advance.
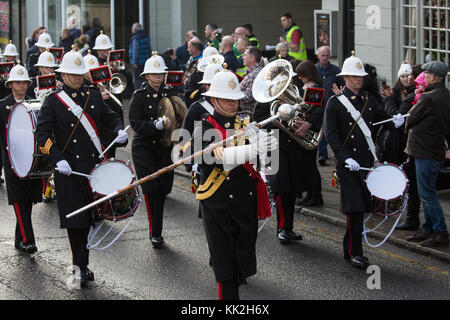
[36,84,123,228]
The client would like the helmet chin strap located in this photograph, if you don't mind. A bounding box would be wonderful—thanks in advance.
[213,98,237,118]
[64,73,81,90]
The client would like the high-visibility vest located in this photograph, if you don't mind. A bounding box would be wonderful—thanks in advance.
[235,52,247,77]
[249,36,260,48]
[286,25,307,61]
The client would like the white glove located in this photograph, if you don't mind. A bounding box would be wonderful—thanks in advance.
[115,129,128,144]
[393,113,405,128]
[56,160,72,176]
[154,117,164,131]
[192,163,200,175]
[252,131,278,155]
[345,158,360,172]
[245,123,259,144]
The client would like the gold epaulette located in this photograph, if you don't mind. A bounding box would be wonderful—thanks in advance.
[196,167,229,200]
[190,89,199,100]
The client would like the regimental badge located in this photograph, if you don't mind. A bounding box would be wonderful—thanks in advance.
[17,69,24,76]
[210,57,217,64]
[88,59,95,65]
[355,62,362,70]
[153,61,161,68]
[9,47,14,52]
[74,58,82,66]
[228,79,237,90]
[47,56,53,62]
[45,37,50,43]
[102,39,107,45]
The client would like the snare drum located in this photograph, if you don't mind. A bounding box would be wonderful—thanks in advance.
[88,159,141,221]
[6,101,51,178]
[365,163,409,216]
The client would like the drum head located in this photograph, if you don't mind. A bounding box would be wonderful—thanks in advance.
[90,161,134,196]
[7,103,37,178]
[365,164,407,200]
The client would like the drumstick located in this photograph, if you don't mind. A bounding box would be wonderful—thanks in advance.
[66,114,283,219]
[55,168,92,179]
[345,165,375,171]
[373,114,410,126]
[99,125,130,159]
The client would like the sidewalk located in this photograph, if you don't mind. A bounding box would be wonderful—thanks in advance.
[297,155,450,264]
[174,154,450,264]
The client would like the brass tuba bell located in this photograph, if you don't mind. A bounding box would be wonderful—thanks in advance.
[109,72,127,94]
[252,59,323,150]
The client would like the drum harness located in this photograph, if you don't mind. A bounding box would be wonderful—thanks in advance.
[338,94,407,248]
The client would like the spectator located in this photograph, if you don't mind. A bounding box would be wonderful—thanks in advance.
[129,22,151,90]
[280,13,307,61]
[233,26,247,57]
[405,61,450,247]
[242,24,260,48]
[182,37,203,106]
[67,16,81,40]
[162,48,177,71]
[221,35,237,72]
[74,34,90,56]
[269,42,289,62]
[26,26,46,66]
[59,28,75,54]
[235,36,249,77]
[86,17,103,51]
[204,23,219,50]
[175,30,196,71]
[315,46,343,166]
[239,46,262,114]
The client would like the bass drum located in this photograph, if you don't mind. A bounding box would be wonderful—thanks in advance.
[6,101,52,178]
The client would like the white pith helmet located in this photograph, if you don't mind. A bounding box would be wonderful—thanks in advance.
[337,51,368,77]
[83,50,100,70]
[198,63,224,85]
[34,50,58,68]
[93,31,113,50]
[5,64,31,88]
[140,52,168,76]
[202,71,244,100]
[4,41,19,57]
[55,49,88,75]
[36,31,55,49]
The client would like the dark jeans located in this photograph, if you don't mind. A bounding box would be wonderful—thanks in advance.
[415,157,448,234]
[132,65,145,90]
[403,156,421,217]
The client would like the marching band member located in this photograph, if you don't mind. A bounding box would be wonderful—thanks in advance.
[0,65,42,254]
[27,50,62,99]
[27,31,55,78]
[3,40,19,63]
[83,50,124,158]
[180,63,223,219]
[191,71,276,299]
[253,61,323,244]
[324,52,399,269]
[36,50,126,286]
[129,53,184,249]
[0,41,20,100]
[92,31,113,65]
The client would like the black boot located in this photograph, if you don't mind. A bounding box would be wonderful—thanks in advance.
[396,217,420,231]
[302,194,324,207]
[296,193,312,206]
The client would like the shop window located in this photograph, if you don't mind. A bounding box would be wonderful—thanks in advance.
[400,0,449,87]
